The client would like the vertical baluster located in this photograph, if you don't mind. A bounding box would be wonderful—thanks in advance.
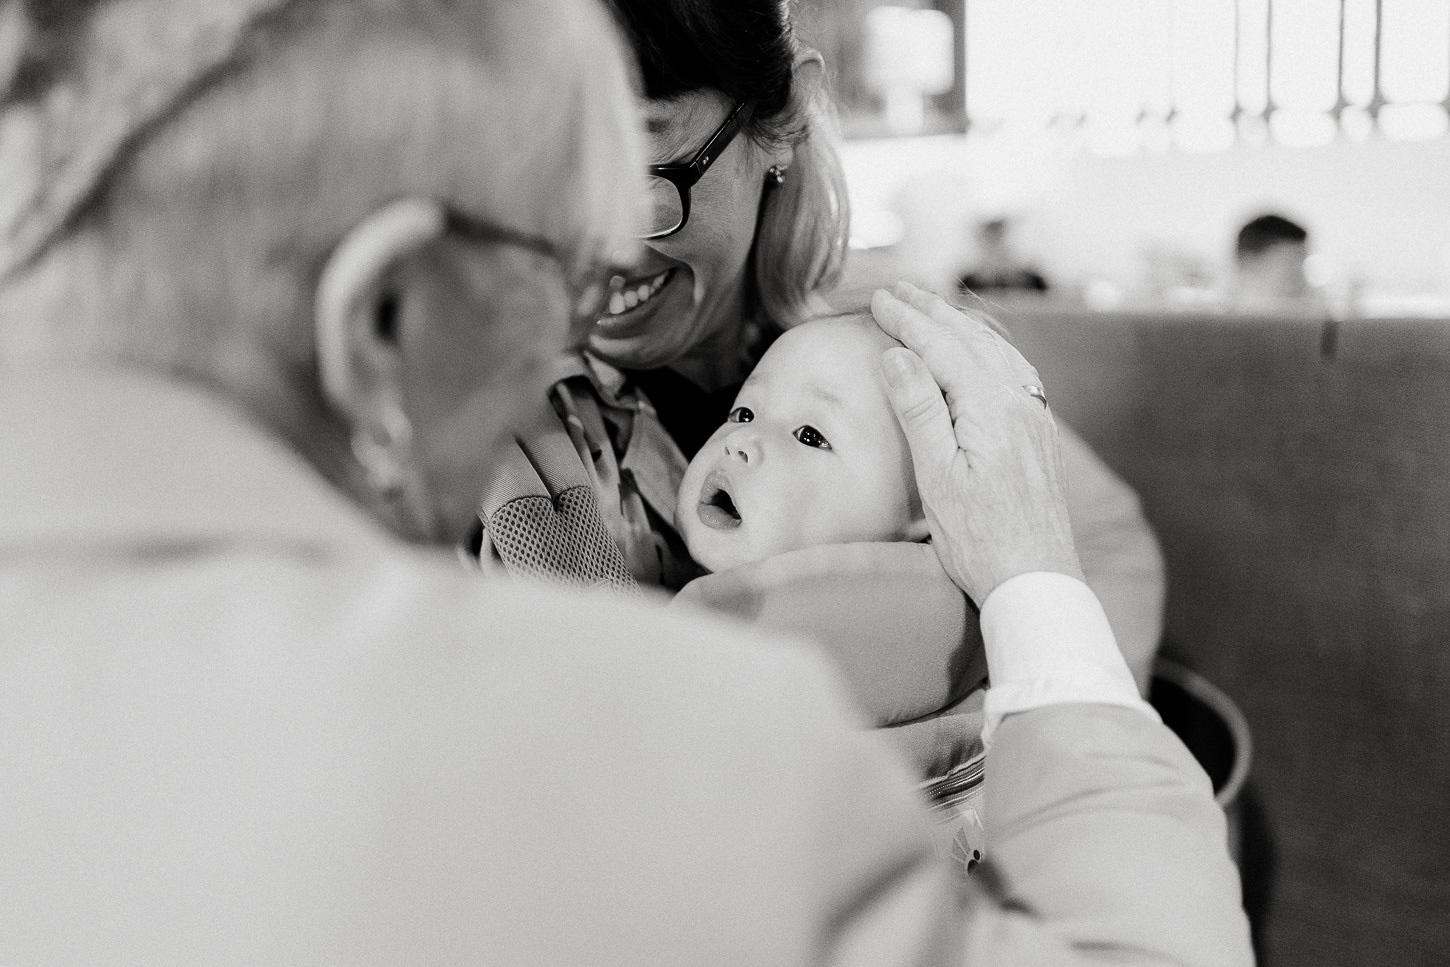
[1334,0,1350,132]
[1265,0,1277,126]
[1368,0,1385,126]
[1232,0,1243,136]
[1442,2,1450,121]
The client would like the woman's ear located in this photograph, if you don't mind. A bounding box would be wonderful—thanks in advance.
[782,48,827,162]
[793,48,826,98]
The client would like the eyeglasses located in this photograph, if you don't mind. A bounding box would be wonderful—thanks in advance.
[640,101,749,240]
[442,209,626,339]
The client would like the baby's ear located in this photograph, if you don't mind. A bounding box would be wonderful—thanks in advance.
[903,515,932,544]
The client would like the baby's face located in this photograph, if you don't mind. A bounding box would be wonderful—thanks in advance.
[676,317,922,573]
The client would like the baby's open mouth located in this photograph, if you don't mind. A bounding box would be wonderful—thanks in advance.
[696,471,742,530]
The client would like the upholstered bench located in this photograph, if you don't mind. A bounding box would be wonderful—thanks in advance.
[997,304,1450,967]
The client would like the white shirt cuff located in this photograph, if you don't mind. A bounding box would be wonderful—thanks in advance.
[979,571,1159,746]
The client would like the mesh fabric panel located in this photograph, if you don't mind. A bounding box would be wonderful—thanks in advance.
[485,486,640,597]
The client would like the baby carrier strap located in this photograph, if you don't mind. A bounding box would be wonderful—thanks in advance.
[478,421,641,597]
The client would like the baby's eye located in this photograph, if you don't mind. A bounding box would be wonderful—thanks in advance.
[793,425,831,450]
[728,406,754,424]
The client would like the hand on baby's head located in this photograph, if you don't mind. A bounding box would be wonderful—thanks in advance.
[675,314,928,574]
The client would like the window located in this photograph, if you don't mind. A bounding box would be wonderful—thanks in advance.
[960,0,1450,151]
[806,0,1450,149]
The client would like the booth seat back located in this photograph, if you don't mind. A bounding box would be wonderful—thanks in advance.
[997,306,1450,967]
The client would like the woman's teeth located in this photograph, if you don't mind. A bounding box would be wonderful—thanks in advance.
[605,270,671,317]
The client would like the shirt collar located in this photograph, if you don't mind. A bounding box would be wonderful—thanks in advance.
[0,368,389,555]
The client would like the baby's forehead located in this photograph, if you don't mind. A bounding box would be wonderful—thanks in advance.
[779,313,897,357]
[747,315,898,397]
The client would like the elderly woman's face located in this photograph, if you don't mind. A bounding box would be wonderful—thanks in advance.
[584,90,782,372]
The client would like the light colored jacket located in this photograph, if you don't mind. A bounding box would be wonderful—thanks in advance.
[0,371,1249,966]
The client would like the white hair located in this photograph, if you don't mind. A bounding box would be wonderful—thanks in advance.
[0,0,642,375]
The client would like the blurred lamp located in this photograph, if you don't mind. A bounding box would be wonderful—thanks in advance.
[864,6,955,134]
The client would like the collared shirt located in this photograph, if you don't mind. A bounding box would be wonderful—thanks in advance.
[0,368,1248,966]
[551,352,695,584]
[0,368,943,961]
[981,572,1158,744]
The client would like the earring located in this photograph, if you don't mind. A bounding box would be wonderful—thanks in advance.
[351,410,442,540]
[351,407,414,498]
[766,164,789,186]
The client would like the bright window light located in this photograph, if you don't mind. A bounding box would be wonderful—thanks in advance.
[1172,0,1236,118]
[964,0,1017,125]
[1079,0,1152,124]
[1270,0,1340,112]
[1237,0,1271,115]
[1086,119,1143,156]
[1237,112,1272,145]
[1341,0,1379,107]
[1381,0,1450,103]
[953,0,1450,153]
[1270,109,1339,146]
[1141,2,1176,119]
[1340,105,1375,140]
[1142,115,1173,152]
[1173,116,1238,152]
[1379,103,1450,140]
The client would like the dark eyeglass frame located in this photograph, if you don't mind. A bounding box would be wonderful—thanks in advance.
[641,100,750,240]
[442,209,626,335]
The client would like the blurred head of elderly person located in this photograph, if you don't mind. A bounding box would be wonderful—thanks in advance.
[0,0,637,546]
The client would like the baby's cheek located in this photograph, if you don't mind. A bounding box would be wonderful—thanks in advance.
[769,500,837,557]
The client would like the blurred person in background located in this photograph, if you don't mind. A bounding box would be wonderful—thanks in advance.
[956,216,1050,297]
[1231,212,1317,311]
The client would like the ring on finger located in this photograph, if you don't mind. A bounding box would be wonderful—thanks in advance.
[1022,384,1048,408]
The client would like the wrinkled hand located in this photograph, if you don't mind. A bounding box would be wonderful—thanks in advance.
[872,282,1082,605]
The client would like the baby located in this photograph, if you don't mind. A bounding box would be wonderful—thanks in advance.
[676,311,930,574]
[674,306,988,875]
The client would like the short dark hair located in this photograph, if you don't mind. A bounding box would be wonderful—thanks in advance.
[1236,213,1308,258]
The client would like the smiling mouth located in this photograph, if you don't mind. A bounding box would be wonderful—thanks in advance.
[597,268,674,324]
[696,472,742,530]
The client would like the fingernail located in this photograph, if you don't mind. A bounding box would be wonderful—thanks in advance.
[881,348,918,389]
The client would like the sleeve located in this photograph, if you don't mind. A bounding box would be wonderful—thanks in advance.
[1058,422,1167,694]
[930,572,1253,965]
[979,572,1156,745]
[822,710,1254,967]
[768,598,1251,967]
[963,706,1255,967]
